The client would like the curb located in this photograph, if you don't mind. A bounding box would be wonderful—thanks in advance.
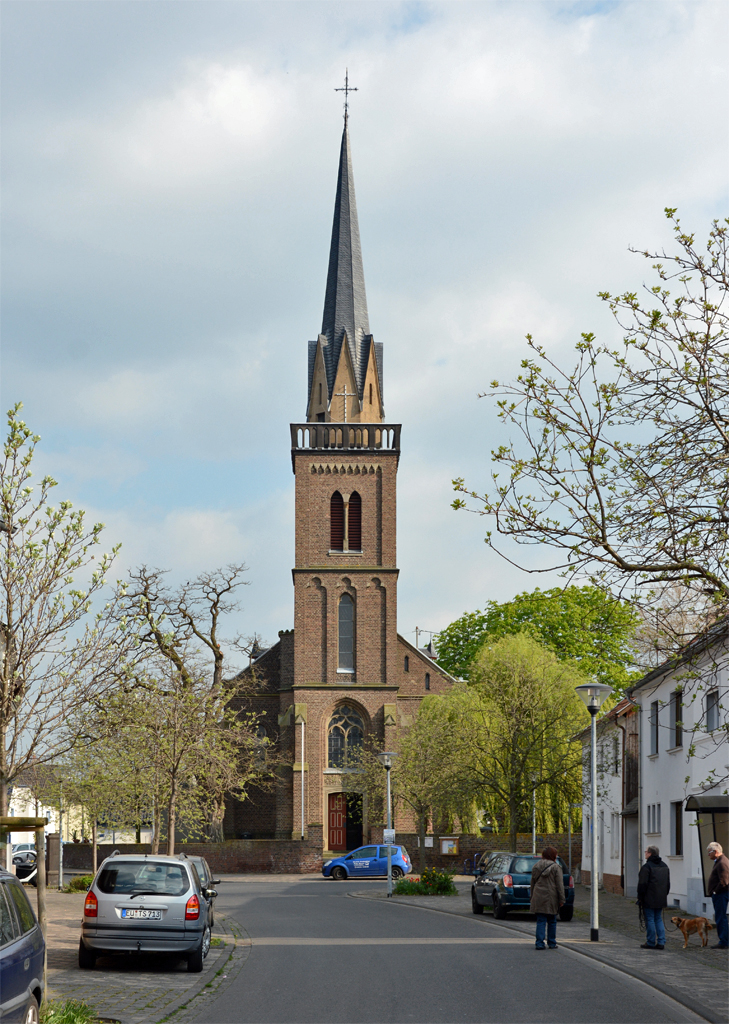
[349,892,721,1024]
[155,913,252,1024]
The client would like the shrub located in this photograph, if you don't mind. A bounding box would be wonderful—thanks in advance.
[64,875,94,893]
[41,999,97,1024]
[393,867,457,896]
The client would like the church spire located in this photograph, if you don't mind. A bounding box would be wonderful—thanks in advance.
[321,120,370,389]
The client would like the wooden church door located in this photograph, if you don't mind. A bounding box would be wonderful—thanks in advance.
[328,793,347,851]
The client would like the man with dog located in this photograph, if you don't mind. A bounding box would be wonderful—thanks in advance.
[707,841,729,949]
[637,845,670,949]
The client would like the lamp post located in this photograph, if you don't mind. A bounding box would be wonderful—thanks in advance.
[376,752,398,897]
[575,682,612,941]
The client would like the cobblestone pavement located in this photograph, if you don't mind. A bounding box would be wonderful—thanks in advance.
[352,880,728,1024]
[35,888,250,1024]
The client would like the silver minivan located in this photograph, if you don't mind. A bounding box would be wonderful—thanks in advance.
[79,853,211,973]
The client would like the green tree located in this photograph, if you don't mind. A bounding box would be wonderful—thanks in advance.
[453,211,728,650]
[0,403,126,818]
[436,585,639,691]
[446,633,588,850]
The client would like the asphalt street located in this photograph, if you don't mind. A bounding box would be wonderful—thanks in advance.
[193,877,704,1024]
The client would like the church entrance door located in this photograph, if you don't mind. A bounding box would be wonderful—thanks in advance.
[328,793,346,851]
[328,793,364,851]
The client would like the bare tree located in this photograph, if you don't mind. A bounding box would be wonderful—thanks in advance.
[0,403,126,817]
[453,211,728,650]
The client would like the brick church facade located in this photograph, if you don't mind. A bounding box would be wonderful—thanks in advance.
[224,116,454,852]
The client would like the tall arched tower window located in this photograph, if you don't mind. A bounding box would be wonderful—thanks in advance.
[338,593,355,671]
[348,492,362,551]
[330,491,344,551]
[328,704,364,768]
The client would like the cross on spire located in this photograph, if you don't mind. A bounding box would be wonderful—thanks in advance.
[335,69,358,124]
[335,383,355,422]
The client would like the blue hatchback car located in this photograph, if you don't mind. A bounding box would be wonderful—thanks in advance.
[323,845,412,880]
[0,868,45,1022]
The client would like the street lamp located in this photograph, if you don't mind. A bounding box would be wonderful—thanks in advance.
[376,752,398,897]
[575,681,612,941]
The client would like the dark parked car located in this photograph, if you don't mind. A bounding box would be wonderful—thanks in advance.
[471,851,574,920]
[12,851,37,886]
[79,853,211,973]
[177,855,219,927]
[0,867,45,1022]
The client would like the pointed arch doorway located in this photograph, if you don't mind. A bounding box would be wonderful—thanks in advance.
[328,793,363,851]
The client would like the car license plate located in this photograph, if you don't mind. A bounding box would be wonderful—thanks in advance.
[121,908,161,919]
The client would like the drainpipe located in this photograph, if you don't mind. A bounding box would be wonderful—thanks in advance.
[617,716,626,893]
[300,717,305,841]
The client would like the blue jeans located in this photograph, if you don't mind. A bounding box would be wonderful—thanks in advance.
[535,913,557,948]
[644,907,665,947]
[711,890,729,946]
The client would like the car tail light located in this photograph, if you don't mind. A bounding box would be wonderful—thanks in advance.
[568,876,574,888]
[185,894,200,920]
[503,874,513,889]
[84,891,98,917]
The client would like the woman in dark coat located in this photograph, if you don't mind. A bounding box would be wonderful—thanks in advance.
[530,846,565,949]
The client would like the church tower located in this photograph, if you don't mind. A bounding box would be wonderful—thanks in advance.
[227,114,454,852]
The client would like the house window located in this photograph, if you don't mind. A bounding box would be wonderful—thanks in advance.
[672,801,683,856]
[670,689,683,747]
[348,492,362,551]
[610,813,620,859]
[328,705,364,768]
[330,491,345,550]
[706,689,719,732]
[647,803,661,834]
[404,655,409,672]
[649,701,659,755]
[425,673,431,691]
[338,594,355,672]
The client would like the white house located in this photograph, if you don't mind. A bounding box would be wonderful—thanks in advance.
[629,625,728,916]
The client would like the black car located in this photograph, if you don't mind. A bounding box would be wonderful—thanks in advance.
[177,855,219,927]
[12,851,37,886]
[472,851,575,921]
[0,867,45,1022]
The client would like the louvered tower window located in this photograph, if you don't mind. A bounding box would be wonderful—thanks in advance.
[330,491,344,550]
[348,492,361,551]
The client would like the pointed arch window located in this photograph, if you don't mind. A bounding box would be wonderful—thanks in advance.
[328,704,364,768]
[330,492,344,551]
[338,593,355,671]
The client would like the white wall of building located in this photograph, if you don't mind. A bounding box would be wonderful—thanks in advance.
[580,715,625,889]
[633,643,728,916]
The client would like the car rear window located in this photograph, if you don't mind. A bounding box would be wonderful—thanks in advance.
[97,861,190,896]
[511,857,539,875]
[6,881,36,933]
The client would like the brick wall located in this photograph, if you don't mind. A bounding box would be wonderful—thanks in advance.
[59,825,325,875]
[370,830,583,873]
[580,870,622,894]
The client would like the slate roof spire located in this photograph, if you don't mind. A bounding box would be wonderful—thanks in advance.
[320,120,370,393]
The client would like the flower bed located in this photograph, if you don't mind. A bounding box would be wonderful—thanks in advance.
[393,866,458,896]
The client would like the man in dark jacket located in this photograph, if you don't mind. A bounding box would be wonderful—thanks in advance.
[637,845,670,949]
[707,842,729,948]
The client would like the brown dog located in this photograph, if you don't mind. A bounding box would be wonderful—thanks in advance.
[671,915,715,948]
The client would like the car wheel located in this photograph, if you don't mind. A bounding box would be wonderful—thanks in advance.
[492,894,508,920]
[78,938,96,969]
[331,866,347,881]
[471,890,484,915]
[23,995,39,1024]
[187,927,210,974]
[391,866,403,880]
[558,906,574,922]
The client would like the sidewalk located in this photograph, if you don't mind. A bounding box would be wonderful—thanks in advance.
[38,889,249,1024]
[352,881,728,1024]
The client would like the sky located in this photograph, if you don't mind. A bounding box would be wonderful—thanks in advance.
[2,0,728,659]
